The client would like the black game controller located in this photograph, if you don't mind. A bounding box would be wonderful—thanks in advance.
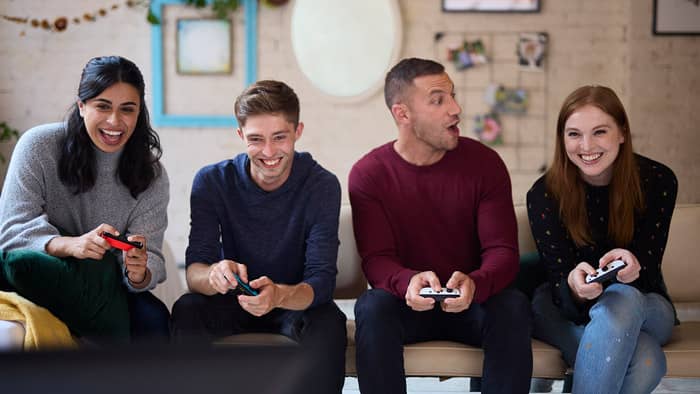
[419,287,461,301]
[585,260,627,284]
[101,232,143,251]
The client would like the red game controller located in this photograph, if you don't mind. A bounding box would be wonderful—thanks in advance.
[100,232,143,251]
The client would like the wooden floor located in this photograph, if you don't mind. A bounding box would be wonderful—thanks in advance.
[341,376,700,393]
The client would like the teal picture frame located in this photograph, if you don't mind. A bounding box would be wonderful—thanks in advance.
[150,0,257,127]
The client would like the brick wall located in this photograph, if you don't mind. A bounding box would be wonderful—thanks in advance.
[0,0,698,262]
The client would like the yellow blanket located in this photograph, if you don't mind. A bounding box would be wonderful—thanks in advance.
[0,291,77,350]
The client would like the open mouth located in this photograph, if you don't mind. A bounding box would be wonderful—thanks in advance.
[100,129,124,145]
[579,152,602,164]
[260,158,282,168]
[447,119,460,135]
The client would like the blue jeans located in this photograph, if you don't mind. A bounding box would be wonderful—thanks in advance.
[355,288,532,394]
[532,283,674,394]
[127,291,170,343]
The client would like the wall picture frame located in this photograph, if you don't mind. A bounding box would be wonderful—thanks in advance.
[442,0,540,13]
[176,18,232,75]
[653,0,700,36]
[150,0,258,128]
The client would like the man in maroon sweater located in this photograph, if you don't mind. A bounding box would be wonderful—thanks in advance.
[349,58,532,394]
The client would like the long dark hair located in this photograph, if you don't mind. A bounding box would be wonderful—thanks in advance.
[59,56,162,198]
[545,85,643,247]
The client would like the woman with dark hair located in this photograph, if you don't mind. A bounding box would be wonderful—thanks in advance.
[527,85,677,393]
[0,56,170,341]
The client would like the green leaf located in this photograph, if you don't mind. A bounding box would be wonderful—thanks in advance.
[146,8,160,25]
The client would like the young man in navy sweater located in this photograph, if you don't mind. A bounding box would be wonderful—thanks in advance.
[171,80,346,393]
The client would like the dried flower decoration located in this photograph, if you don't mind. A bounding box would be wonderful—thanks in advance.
[1,0,150,35]
[54,17,68,31]
[0,0,260,35]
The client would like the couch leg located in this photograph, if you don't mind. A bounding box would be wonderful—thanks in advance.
[562,372,573,393]
[469,377,481,392]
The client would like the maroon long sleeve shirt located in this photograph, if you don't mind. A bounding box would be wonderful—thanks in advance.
[348,137,519,303]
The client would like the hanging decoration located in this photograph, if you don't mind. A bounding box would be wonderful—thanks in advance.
[473,112,503,145]
[484,84,529,115]
[447,39,488,70]
[473,84,530,145]
[1,1,152,35]
[517,32,548,71]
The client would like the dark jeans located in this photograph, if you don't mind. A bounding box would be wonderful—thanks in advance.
[127,291,170,343]
[354,288,533,394]
[171,293,347,394]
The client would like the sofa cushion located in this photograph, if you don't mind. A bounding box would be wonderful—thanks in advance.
[0,250,130,340]
[515,251,546,300]
[663,322,700,378]
[663,204,700,304]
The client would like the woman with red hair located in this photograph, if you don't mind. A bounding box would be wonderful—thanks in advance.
[527,85,677,393]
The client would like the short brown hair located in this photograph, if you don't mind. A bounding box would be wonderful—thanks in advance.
[384,58,444,109]
[234,80,300,127]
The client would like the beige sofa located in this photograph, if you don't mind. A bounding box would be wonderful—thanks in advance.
[221,203,700,382]
[3,204,699,383]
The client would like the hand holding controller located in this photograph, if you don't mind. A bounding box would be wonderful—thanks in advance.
[585,260,627,284]
[419,287,461,301]
[232,273,259,296]
[100,232,143,251]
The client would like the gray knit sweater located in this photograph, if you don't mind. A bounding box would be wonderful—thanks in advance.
[0,123,169,291]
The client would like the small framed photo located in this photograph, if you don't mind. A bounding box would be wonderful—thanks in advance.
[517,32,548,71]
[176,18,232,75]
[442,0,540,13]
[653,0,700,36]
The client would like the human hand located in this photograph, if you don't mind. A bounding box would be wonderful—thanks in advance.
[207,259,248,295]
[442,271,476,313]
[123,234,149,286]
[405,271,441,311]
[599,248,641,284]
[53,223,118,260]
[568,262,603,301]
[238,276,277,317]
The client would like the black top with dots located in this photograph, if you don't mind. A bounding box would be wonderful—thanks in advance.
[526,154,678,324]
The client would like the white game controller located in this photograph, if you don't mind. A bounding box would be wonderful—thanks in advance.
[585,260,627,284]
[419,287,461,301]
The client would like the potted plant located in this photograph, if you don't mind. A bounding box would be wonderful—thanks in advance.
[0,122,19,164]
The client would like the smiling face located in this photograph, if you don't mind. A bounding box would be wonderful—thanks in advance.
[78,82,140,153]
[404,72,462,154]
[563,104,625,186]
[237,113,303,191]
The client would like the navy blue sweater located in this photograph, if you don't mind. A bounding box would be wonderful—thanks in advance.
[186,152,341,307]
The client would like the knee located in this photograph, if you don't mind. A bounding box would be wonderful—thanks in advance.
[311,303,347,337]
[354,289,399,325]
[486,288,532,326]
[590,284,644,329]
[129,291,169,321]
[171,293,208,321]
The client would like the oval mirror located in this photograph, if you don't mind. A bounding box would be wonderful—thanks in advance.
[291,0,402,100]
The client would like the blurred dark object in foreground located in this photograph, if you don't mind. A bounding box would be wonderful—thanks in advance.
[0,343,310,394]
